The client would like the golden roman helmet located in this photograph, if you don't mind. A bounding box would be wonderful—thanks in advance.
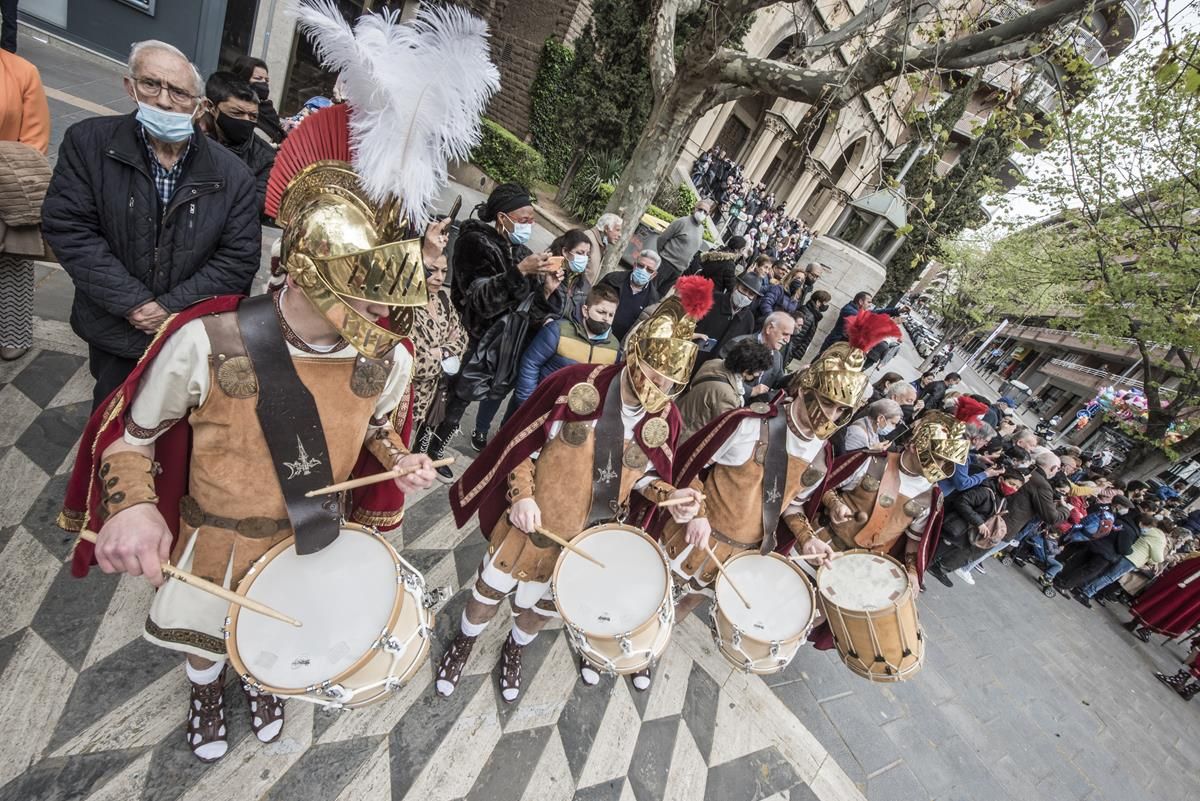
[265,2,500,359]
[625,275,714,413]
[793,310,901,439]
[275,158,425,359]
[909,411,970,483]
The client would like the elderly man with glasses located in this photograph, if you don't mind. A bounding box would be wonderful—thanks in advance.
[43,39,260,409]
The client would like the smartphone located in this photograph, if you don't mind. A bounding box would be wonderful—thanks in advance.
[544,255,566,269]
[886,422,911,442]
[445,195,462,222]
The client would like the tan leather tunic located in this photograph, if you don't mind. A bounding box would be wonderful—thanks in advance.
[488,423,648,585]
[826,453,927,555]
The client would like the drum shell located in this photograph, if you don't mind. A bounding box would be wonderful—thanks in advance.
[817,550,923,683]
[225,524,432,708]
[712,552,816,675]
[551,524,673,675]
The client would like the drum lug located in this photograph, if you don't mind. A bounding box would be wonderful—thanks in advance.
[240,673,264,694]
[769,641,780,658]
[380,633,406,654]
[320,682,351,703]
[400,568,425,594]
[730,627,742,649]
[422,586,449,610]
[618,634,633,655]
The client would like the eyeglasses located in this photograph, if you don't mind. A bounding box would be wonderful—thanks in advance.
[130,76,198,106]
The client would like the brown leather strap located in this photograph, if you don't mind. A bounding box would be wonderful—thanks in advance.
[236,294,339,555]
[586,376,625,525]
[710,527,761,549]
[854,451,903,549]
[759,408,790,553]
[179,495,291,538]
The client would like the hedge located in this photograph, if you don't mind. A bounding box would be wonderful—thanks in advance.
[471,118,545,192]
[529,38,576,184]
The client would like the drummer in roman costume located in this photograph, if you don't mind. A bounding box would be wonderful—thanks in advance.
[444,277,714,701]
[652,313,901,657]
[59,3,499,763]
[817,410,970,587]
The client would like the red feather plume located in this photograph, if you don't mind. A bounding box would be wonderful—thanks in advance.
[844,310,900,353]
[955,396,988,424]
[675,275,714,321]
[265,103,353,220]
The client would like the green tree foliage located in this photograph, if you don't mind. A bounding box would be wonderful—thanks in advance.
[528,39,576,183]
[957,35,1200,471]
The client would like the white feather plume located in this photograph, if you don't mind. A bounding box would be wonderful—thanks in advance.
[294,0,500,226]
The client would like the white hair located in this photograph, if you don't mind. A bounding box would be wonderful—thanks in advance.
[596,213,622,232]
[885,380,917,403]
[1034,449,1061,469]
[763,311,794,331]
[867,398,902,420]
[128,40,204,96]
[637,249,661,268]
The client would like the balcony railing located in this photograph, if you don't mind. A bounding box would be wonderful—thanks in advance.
[980,0,1033,27]
[1045,359,1176,396]
[1006,324,1142,360]
[1067,24,1110,68]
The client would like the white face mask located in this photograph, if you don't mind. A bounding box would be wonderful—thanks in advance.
[731,290,752,310]
[693,210,707,223]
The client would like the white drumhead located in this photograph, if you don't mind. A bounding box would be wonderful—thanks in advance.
[818,552,907,611]
[555,527,666,635]
[717,555,812,640]
[235,529,398,689]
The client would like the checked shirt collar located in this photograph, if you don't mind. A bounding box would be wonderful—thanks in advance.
[138,125,195,210]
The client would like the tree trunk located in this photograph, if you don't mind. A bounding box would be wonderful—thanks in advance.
[598,81,707,275]
[555,152,584,206]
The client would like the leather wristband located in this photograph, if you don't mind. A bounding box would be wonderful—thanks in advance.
[506,460,536,503]
[783,512,815,546]
[365,426,410,469]
[98,451,159,520]
[821,490,842,512]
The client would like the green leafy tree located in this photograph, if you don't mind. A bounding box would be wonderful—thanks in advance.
[977,33,1200,475]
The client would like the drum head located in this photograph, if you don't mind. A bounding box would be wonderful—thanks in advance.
[817,552,907,611]
[234,529,398,690]
[555,527,666,635]
[718,555,812,640]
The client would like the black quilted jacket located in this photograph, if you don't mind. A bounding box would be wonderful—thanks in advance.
[42,113,260,359]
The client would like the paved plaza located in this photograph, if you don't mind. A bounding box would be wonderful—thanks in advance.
[0,30,1197,801]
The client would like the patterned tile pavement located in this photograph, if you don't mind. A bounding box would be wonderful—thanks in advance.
[3,25,1198,801]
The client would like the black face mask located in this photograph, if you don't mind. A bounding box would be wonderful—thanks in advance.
[250,81,269,101]
[584,316,610,337]
[217,113,256,146]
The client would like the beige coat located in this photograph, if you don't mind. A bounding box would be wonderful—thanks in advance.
[0,141,52,257]
[678,359,744,442]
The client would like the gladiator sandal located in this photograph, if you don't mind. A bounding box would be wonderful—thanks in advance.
[186,670,228,763]
[578,656,600,687]
[435,633,476,697]
[630,665,653,692]
[1135,627,1153,643]
[242,682,285,743]
[1155,669,1191,691]
[498,633,524,703]
[1179,682,1200,701]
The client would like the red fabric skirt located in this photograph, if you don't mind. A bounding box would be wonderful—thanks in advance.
[1130,559,1200,638]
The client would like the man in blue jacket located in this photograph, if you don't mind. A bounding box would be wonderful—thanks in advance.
[818,291,908,353]
[514,284,620,404]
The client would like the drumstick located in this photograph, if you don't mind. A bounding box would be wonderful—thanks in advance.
[77,531,302,628]
[534,526,607,569]
[702,544,752,609]
[655,493,707,508]
[304,457,455,497]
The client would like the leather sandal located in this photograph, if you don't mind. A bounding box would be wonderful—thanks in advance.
[242,682,285,743]
[186,669,228,763]
[435,633,477,697]
[498,633,523,703]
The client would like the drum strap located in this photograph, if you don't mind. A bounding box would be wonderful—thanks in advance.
[759,410,790,554]
[236,294,339,555]
[586,375,625,526]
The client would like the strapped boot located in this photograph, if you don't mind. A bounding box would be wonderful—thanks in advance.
[630,664,653,692]
[435,632,477,697]
[1179,682,1199,701]
[498,633,524,703]
[1155,669,1190,690]
[186,669,228,763]
[427,426,459,482]
[242,682,285,743]
[578,655,600,687]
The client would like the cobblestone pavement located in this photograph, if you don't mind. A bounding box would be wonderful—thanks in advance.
[1,27,1197,801]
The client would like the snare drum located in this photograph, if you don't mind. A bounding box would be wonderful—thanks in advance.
[552,524,673,675]
[712,552,816,674]
[225,524,434,708]
[816,550,923,682]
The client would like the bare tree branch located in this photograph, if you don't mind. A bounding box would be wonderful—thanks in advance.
[940,39,1039,70]
[713,47,842,103]
[805,0,895,52]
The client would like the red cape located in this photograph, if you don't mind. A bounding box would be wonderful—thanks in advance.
[650,393,831,550]
[806,448,944,651]
[1130,555,1200,638]
[60,295,413,578]
[450,362,682,536]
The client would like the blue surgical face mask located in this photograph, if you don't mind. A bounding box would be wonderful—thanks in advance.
[568,253,589,274]
[136,101,196,143]
[631,267,651,286]
[501,212,533,245]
